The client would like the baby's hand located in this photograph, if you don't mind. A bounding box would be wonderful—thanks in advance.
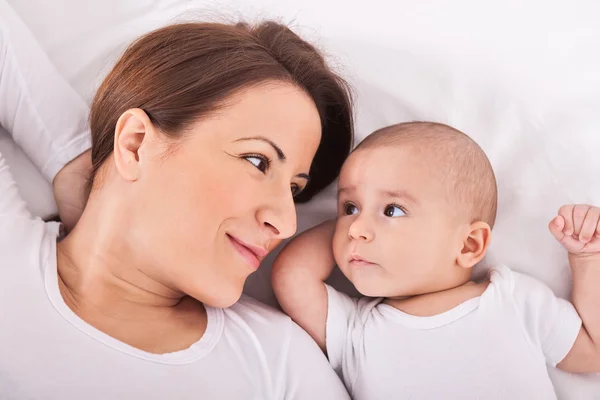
[549,205,600,255]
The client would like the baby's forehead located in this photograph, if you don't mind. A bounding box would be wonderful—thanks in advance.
[345,121,497,226]
[341,141,443,178]
[339,146,443,193]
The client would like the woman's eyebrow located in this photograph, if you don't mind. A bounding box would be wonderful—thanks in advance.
[234,136,286,161]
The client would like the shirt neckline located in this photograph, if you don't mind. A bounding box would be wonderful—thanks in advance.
[378,295,482,329]
[44,223,224,365]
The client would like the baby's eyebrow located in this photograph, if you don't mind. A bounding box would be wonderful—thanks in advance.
[381,189,420,206]
[338,187,419,206]
[338,186,353,196]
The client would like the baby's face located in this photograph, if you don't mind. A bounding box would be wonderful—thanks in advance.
[333,146,466,298]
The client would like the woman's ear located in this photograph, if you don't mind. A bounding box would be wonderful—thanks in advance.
[113,108,153,182]
[456,221,492,269]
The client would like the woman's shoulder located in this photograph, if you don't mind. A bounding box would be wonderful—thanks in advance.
[222,294,333,365]
[225,294,293,331]
[223,295,320,351]
[218,298,348,398]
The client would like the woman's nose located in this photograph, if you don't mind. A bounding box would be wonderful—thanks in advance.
[256,186,297,239]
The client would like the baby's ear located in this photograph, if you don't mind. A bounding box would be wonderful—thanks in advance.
[456,221,492,269]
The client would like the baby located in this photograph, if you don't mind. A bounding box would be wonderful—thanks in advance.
[272,122,600,399]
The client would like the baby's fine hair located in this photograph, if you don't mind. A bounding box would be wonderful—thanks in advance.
[356,122,498,228]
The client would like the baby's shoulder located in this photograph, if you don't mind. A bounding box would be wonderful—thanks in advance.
[484,265,560,312]
[488,265,550,293]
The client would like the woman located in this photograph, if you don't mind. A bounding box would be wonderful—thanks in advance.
[0,1,353,398]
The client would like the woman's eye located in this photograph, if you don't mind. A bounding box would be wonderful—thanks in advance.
[344,203,358,216]
[384,204,406,217]
[291,183,303,197]
[244,155,270,173]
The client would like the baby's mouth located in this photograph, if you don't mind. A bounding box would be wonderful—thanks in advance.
[349,253,377,267]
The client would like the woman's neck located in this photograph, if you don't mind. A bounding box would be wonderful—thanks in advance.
[55,201,208,353]
[56,194,186,316]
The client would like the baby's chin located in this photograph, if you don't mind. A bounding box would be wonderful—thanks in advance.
[338,264,396,298]
[351,278,394,298]
[350,276,415,299]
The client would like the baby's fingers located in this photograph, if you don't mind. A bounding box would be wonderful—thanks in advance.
[557,205,575,236]
[549,215,566,242]
[579,207,600,243]
[572,204,592,237]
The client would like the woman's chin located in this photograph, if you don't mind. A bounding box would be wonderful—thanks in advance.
[207,295,242,309]
[189,282,245,309]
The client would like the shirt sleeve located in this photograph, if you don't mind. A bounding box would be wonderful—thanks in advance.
[281,320,350,400]
[511,270,582,367]
[325,284,362,387]
[0,150,31,219]
[0,0,91,183]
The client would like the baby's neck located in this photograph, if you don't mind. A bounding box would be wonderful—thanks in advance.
[383,280,490,317]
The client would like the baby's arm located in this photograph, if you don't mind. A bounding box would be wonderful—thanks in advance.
[272,219,336,352]
[549,205,600,373]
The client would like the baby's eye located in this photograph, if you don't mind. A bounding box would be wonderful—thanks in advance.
[244,155,270,173]
[384,204,406,217]
[344,203,358,216]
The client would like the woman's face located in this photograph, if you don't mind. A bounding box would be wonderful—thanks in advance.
[129,83,322,308]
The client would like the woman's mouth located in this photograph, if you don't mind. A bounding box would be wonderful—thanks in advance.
[227,234,268,271]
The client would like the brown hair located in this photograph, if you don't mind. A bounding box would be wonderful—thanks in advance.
[88,21,353,202]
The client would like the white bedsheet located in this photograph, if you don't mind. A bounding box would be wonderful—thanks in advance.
[6,0,600,397]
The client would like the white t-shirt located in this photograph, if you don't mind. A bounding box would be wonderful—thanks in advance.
[325,266,582,400]
[0,7,349,398]
[0,177,349,400]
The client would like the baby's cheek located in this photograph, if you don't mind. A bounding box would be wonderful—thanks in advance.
[332,229,346,265]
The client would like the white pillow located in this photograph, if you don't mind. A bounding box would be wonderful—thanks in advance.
[8,0,600,396]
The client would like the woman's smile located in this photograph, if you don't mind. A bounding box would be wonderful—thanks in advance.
[227,233,268,271]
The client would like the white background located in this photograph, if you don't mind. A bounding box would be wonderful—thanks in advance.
[5,0,600,397]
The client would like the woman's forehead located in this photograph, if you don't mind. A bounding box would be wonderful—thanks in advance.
[185,83,321,156]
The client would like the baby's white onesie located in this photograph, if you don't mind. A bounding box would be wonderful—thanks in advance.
[325,265,582,400]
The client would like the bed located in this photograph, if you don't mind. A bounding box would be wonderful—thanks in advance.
[4,0,600,397]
